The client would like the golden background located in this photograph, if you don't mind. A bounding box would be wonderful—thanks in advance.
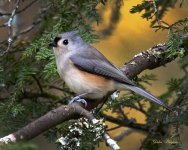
[34,1,188,150]
[1,0,187,149]
[94,1,188,149]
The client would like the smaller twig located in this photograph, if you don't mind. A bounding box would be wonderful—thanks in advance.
[118,106,128,120]
[0,0,48,56]
[0,8,46,45]
[22,91,61,101]
[103,133,120,150]
[95,91,115,113]
[122,103,148,116]
[32,75,43,94]
[178,101,188,107]
[180,0,184,7]
[0,0,39,17]
[136,101,149,116]
[16,5,50,36]
[0,0,21,56]
[103,114,149,132]
[19,18,42,35]
[137,101,143,109]
[48,85,74,95]
[107,125,122,131]
[151,0,161,26]
[114,129,134,142]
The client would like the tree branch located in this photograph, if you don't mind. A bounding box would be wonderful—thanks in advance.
[0,36,187,147]
[0,103,94,145]
[120,43,172,79]
[103,133,120,150]
[102,114,149,132]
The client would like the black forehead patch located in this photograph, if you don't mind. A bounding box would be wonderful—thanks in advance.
[54,37,61,45]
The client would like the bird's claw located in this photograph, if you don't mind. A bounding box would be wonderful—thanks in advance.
[69,95,87,108]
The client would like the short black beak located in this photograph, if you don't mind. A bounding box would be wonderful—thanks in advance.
[48,42,57,47]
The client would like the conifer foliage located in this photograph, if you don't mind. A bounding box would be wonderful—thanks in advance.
[0,0,188,149]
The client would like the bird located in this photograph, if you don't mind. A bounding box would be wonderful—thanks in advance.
[49,31,171,110]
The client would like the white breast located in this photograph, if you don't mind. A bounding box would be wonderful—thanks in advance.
[55,51,115,99]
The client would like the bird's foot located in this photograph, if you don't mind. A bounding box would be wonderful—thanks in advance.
[68,93,87,108]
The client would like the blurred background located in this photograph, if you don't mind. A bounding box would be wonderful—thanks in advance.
[94,1,188,149]
[0,0,188,149]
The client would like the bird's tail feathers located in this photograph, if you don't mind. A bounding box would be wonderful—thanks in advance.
[123,84,171,111]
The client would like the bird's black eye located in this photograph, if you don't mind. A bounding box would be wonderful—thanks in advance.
[63,39,68,45]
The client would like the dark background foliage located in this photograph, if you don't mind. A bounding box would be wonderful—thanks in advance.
[0,0,188,149]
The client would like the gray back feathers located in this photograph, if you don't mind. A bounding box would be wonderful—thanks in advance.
[59,30,79,40]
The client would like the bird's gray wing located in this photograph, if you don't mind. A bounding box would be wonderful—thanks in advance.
[70,52,135,86]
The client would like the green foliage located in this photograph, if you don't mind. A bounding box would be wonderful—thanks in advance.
[166,78,182,91]
[1,0,102,123]
[0,0,188,150]
[0,0,106,148]
[177,110,188,125]
[131,1,188,59]
[165,17,188,58]
[130,0,178,26]
[136,73,157,86]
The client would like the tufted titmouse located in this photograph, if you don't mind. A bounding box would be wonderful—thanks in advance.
[49,31,170,110]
